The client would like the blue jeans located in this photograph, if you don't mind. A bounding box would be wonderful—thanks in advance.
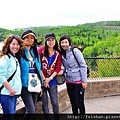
[21,87,38,120]
[42,85,59,114]
[1,94,18,120]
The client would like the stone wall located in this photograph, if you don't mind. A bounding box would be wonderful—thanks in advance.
[85,77,120,99]
[16,77,120,114]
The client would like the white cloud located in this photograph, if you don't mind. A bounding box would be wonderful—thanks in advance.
[0,0,120,29]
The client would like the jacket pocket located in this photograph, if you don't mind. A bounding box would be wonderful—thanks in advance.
[68,61,79,68]
[71,68,80,78]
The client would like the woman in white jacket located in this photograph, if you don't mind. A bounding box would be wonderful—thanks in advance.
[0,35,23,120]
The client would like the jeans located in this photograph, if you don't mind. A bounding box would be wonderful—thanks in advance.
[42,85,59,120]
[66,83,85,115]
[21,87,38,120]
[1,94,18,120]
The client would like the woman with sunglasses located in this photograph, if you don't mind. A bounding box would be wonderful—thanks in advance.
[0,35,24,120]
[19,30,43,120]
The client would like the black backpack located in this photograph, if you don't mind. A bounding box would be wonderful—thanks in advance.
[71,47,90,78]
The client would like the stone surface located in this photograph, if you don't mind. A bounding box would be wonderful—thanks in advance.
[1,77,120,114]
[85,77,120,99]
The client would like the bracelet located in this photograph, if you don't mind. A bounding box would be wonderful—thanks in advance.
[49,76,53,80]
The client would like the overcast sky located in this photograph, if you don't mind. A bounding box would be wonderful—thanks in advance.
[0,0,120,30]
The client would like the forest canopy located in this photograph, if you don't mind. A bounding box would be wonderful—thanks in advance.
[0,20,120,57]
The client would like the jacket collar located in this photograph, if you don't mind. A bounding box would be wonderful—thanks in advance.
[24,48,35,60]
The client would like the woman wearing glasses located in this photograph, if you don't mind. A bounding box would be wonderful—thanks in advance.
[19,30,43,120]
[0,35,23,120]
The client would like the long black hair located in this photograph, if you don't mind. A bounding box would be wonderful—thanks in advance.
[21,30,41,60]
[44,33,61,58]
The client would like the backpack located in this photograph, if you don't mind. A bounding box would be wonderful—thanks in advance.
[71,47,90,78]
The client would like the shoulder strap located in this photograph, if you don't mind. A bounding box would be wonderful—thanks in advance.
[71,48,80,67]
[72,48,90,77]
[0,60,18,91]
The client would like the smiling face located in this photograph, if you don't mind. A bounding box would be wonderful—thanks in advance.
[9,38,20,55]
[60,38,70,50]
[24,35,35,46]
[46,38,56,48]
